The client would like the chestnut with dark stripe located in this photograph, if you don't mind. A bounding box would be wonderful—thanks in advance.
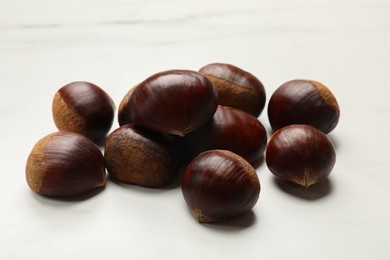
[25,132,106,197]
[52,81,115,141]
[268,79,340,134]
[199,63,266,117]
[182,150,260,223]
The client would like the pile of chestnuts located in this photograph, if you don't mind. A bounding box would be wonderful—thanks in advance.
[26,63,340,223]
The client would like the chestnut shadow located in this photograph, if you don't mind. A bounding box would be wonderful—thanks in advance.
[158,164,187,190]
[107,173,183,194]
[31,186,106,204]
[251,155,265,170]
[107,176,164,194]
[327,133,340,150]
[161,173,182,189]
[273,178,333,200]
[107,162,187,192]
[200,211,257,232]
[95,135,108,148]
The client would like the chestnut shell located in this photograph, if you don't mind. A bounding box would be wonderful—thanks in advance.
[104,124,178,187]
[52,81,115,141]
[265,124,336,187]
[25,132,106,197]
[182,150,260,223]
[118,84,138,126]
[180,105,267,164]
[199,63,266,117]
[127,70,218,136]
[267,79,340,134]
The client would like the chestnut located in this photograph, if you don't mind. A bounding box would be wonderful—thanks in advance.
[267,79,340,133]
[118,84,138,126]
[25,132,106,197]
[199,63,266,117]
[265,124,336,188]
[52,81,115,141]
[181,150,260,223]
[180,105,267,164]
[104,124,178,187]
[126,70,218,136]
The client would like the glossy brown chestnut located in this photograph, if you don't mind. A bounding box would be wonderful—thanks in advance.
[104,124,178,187]
[52,81,115,141]
[25,132,106,197]
[267,79,340,134]
[266,124,336,188]
[126,70,218,136]
[182,150,260,223]
[199,63,266,117]
[180,105,267,164]
[118,84,138,126]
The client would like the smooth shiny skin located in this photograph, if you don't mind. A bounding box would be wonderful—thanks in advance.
[52,81,115,141]
[182,150,260,223]
[180,105,267,164]
[25,132,106,196]
[127,70,218,136]
[268,79,340,134]
[266,124,336,187]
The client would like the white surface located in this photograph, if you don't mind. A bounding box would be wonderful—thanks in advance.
[1,0,390,259]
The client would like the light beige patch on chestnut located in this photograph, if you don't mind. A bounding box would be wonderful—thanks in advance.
[191,209,214,223]
[52,92,86,135]
[118,84,139,122]
[294,169,317,188]
[205,74,260,116]
[310,80,340,112]
[25,134,55,193]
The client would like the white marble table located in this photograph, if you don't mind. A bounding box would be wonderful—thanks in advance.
[1,0,390,259]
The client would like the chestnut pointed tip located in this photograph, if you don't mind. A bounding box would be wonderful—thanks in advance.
[266,125,336,189]
[127,70,218,136]
[294,170,317,188]
[191,209,215,223]
[95,176,107,189]
[170,130,186,137]
[295,179,316,188]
